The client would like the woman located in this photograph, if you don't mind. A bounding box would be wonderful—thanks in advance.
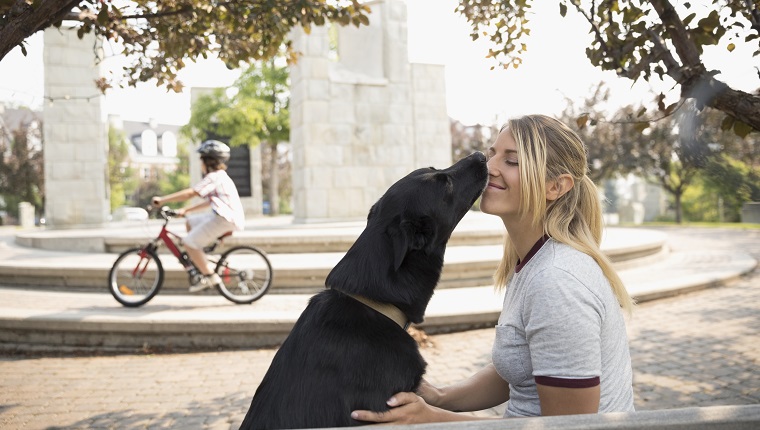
[152,140,245,292]
[352,114,635,423]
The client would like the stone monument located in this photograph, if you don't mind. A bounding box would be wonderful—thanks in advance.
[288,0,452,223]
[42,26,110,227]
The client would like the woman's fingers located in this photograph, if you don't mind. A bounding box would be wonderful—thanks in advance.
[351,392,425,424]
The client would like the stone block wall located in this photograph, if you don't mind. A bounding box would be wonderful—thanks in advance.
[43,27,109,227]
[290,0,451,223]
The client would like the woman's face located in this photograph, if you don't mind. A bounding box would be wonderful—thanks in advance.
[480,127,522,220]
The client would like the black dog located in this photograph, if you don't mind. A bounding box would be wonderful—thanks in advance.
[239,152,488,429]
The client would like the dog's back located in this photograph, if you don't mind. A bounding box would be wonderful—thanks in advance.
[240,289,425,429]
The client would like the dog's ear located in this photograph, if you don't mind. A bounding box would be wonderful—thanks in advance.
[390,215,436,270]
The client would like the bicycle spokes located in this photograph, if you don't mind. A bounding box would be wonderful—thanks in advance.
[109,248,164,307]
[214,246,272,304]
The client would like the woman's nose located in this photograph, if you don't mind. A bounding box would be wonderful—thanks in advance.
[486,157,498,176]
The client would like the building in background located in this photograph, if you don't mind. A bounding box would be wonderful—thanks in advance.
[108,115,181,179]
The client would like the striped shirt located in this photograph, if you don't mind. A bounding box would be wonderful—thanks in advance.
[193,170,245,230]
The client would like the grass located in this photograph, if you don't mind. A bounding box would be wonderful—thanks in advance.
[620,221,760,230]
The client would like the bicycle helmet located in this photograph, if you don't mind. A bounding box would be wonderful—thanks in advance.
[197,140,231,162]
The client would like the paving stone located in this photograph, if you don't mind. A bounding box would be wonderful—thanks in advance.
[0,227,759,429]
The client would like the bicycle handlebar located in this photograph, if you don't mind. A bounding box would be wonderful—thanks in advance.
[146,205,180,220]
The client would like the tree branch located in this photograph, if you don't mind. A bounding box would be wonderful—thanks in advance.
[0,0,81,59]
[649,0,704,70]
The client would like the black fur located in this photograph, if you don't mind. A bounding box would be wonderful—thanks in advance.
[239,152,488,429]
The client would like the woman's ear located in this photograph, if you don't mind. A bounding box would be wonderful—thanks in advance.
[546,174,575,201]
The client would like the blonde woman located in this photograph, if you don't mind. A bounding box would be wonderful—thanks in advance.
[352,114,635,423]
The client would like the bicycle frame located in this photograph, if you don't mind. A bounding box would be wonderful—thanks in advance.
[139,214,194,272]
[110,206,274,306]
[141,212,226,273]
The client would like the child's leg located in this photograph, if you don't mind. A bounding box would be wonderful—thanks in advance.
[183,212,235,276]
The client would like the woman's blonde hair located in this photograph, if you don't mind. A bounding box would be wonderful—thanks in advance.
[493,114,634,314]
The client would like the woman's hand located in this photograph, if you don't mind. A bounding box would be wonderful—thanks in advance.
[151,196,163,207]
[416,379,443,406]
[351,392,440,425]
[176,208,187,217]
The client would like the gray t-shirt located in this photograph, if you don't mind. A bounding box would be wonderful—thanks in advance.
[492,239,634,417]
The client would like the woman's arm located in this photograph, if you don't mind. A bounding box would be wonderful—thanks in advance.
[429,363,509,412]
[351,392,498,425]
[536,384,600,415]
[351,364,509,425]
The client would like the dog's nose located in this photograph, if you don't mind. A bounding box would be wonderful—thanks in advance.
[469,151,486,162]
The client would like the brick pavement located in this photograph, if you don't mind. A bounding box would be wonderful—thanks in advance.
[1,227,758,429]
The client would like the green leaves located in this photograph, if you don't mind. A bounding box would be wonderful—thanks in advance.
[1,0,371,92]
[183,58,290,150]
[458,0,759,134]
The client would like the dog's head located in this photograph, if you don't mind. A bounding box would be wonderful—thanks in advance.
[327,152,488,322]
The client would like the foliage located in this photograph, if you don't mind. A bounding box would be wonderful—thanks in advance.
[0,1,370,92]
[0,111,44,220]
[458,0,760,134]
[132,176,163,209]
[681,176,720,222]
[690,107,760,167]
[183,58,290,214]
[107,126,137,211]
[563,86,716,223]
[450,119,498,162]
[701,154,760,220]
[560,84,644,182]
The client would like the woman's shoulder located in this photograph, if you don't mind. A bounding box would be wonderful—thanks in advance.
[544,239,599,271]
[530,240,609,293]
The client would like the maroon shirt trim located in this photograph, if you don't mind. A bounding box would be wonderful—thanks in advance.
[535,375,600,388]
[515,234,550,273]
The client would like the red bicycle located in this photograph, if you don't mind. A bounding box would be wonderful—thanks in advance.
[108,206,273,307]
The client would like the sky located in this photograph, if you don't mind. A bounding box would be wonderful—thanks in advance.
[0,0,757,127]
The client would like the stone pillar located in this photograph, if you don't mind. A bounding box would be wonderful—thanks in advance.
[289,0,451,223]
[43,27,109,227]
[18,202,35,228]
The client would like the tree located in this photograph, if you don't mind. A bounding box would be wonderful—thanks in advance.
[107,125,136,210]
[458,0,760,134]
[182,59,290,215]
[158,139,191,205]
[628,102,713,223]
[559,84,642,183]
[450,119,498,162]
[0,112,44,220]
[1,1,370,91]
[700,154,760,221]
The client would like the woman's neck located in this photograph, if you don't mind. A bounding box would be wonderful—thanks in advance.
[502,216,545,261]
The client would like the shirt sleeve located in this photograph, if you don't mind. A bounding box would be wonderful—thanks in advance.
[522,267,605,380]
[192,173,216,198]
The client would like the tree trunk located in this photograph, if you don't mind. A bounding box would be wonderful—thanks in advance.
[0,0,80,60]
[674,192,683,224]
[268,142,279,216]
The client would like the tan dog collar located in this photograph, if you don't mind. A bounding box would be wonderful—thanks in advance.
[345,293,410,330]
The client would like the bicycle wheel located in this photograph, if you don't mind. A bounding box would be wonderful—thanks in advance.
[109,247,164,307]
[215,246,273,304]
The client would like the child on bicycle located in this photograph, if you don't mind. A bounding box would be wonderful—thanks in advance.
[152,140,246,292]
